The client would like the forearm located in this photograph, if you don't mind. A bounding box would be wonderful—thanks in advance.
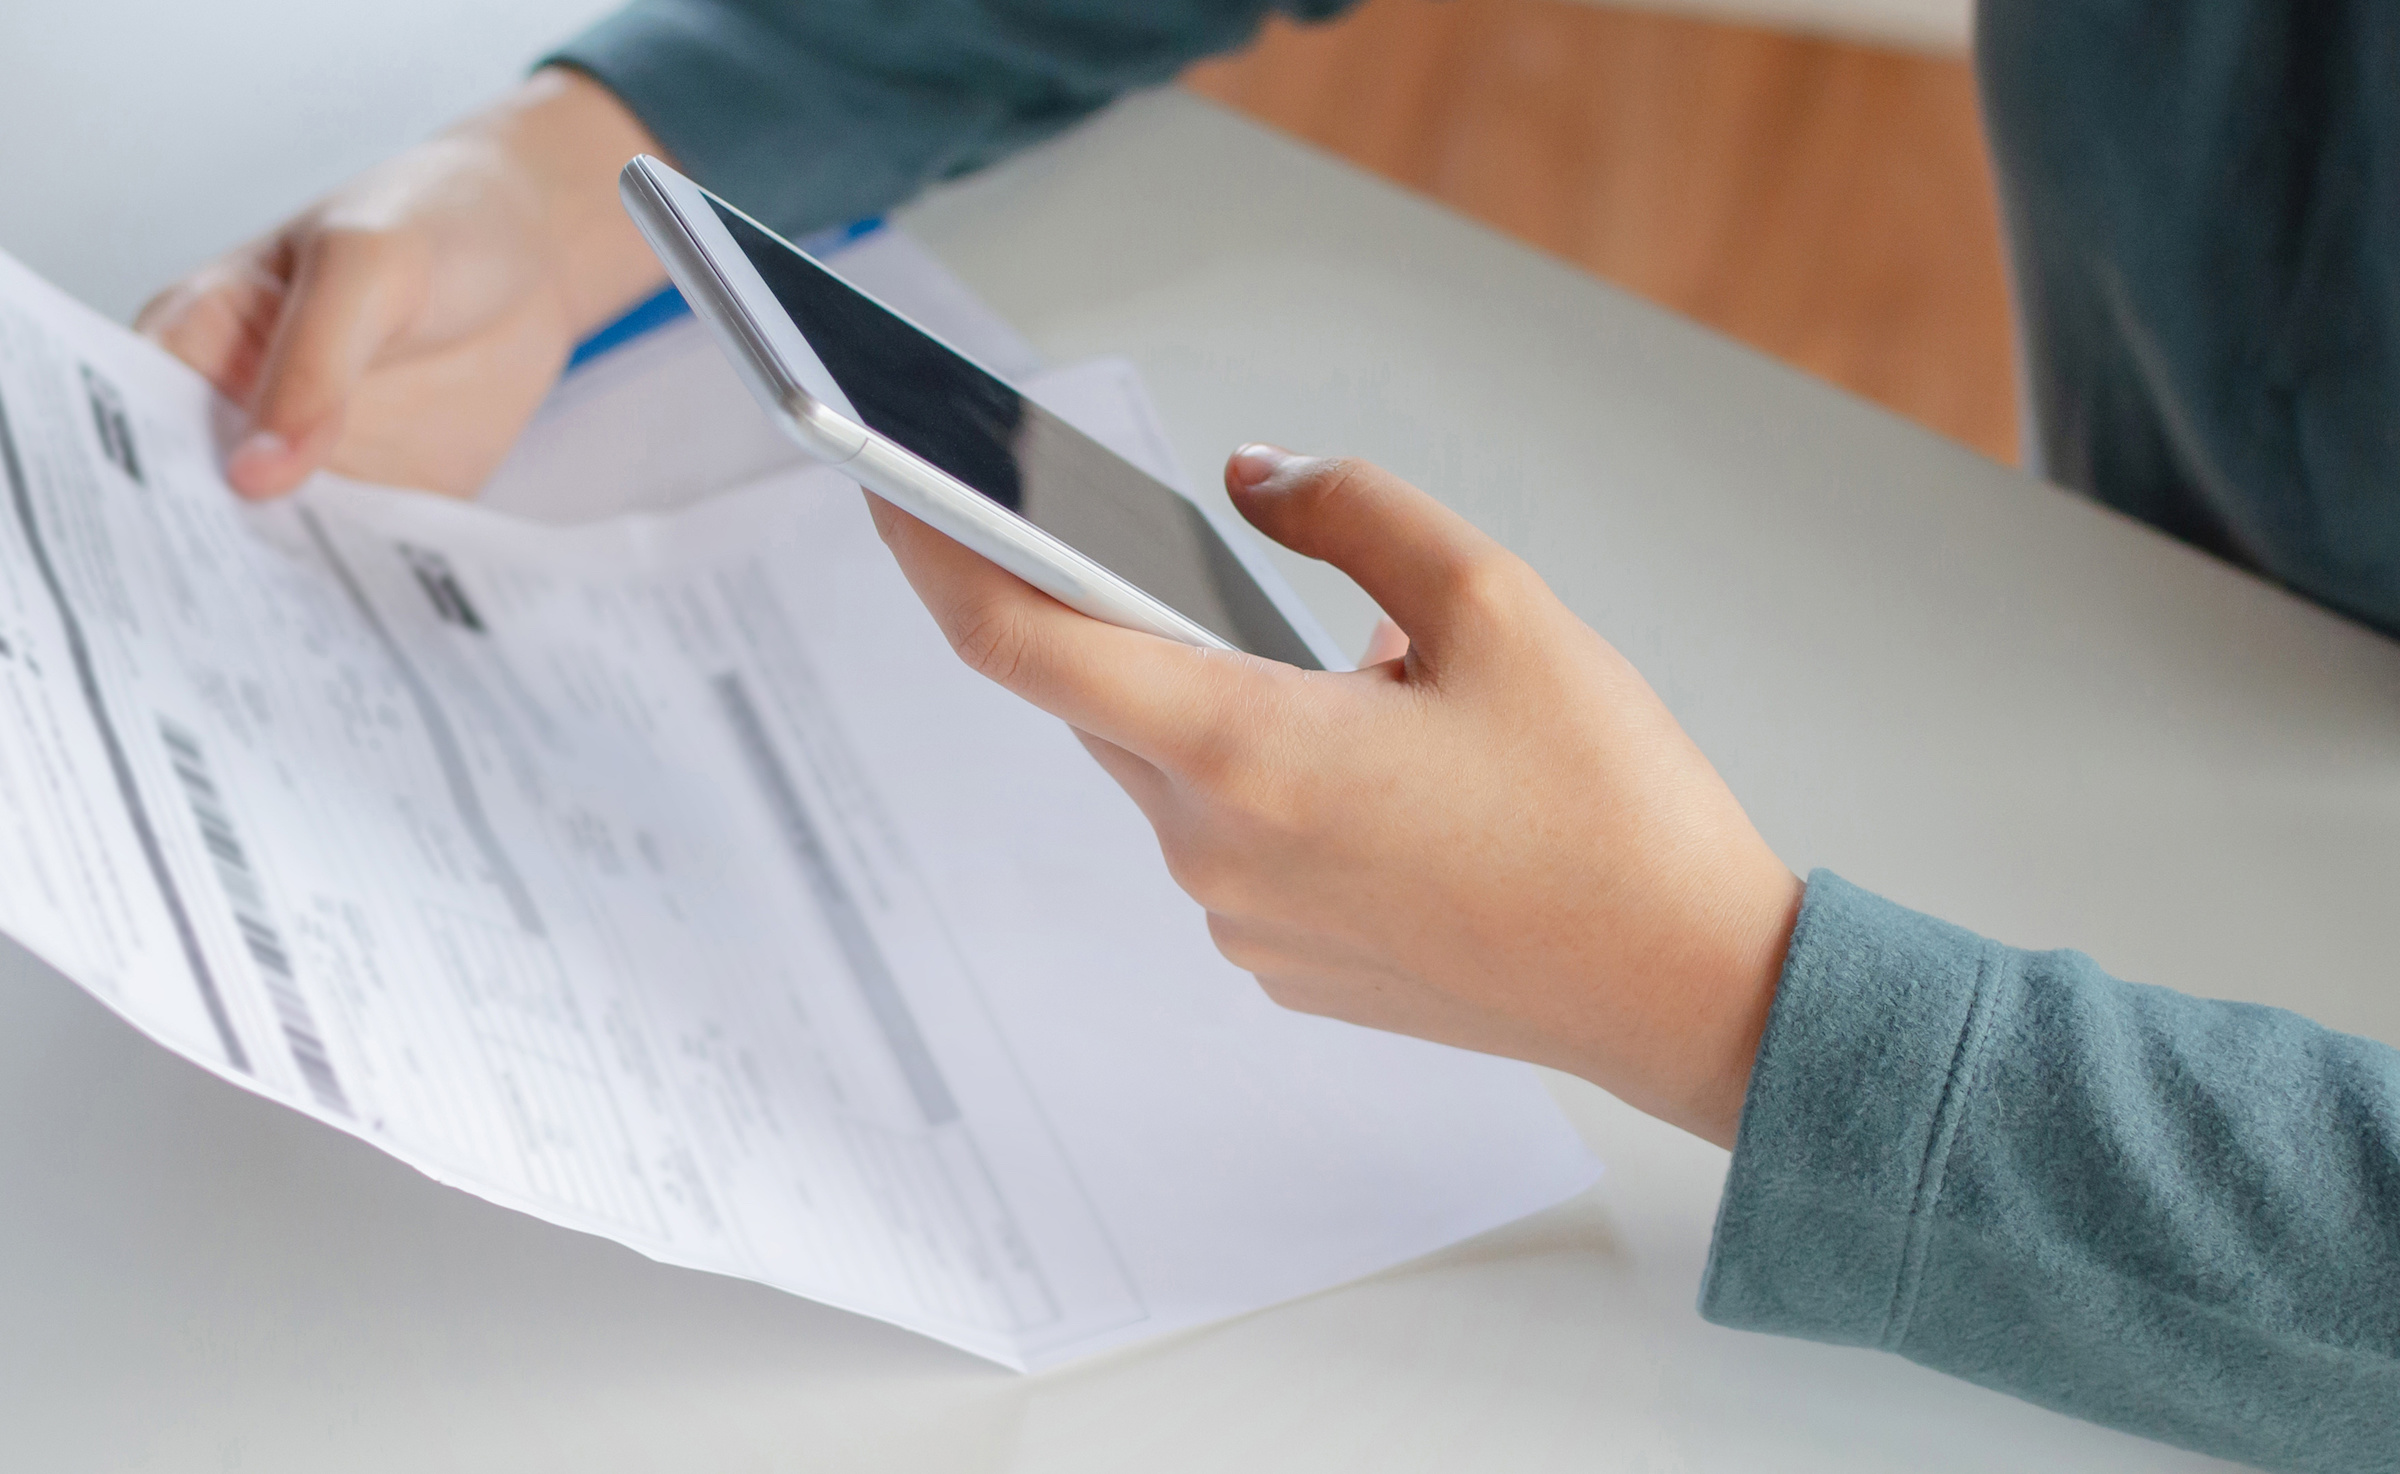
[1705,873,2400,1470]
[545,0,1356,240]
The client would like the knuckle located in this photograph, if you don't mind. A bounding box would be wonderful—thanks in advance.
[1181,739,1287,848]
[1296,456,1380,517]
[303,222,423,291]
[945,598,1036,686]
[1251,973,1330,1018]
[1163,839,1243,911]
[1202,911,1271,974]
[1252,973,1300,1009]
[1166,803,1313,917]
[312,211,402,251]
[1176,675,1296,798]
[1176,720,1257,798]
[307,224,389,269]
[1443,547,1536,621]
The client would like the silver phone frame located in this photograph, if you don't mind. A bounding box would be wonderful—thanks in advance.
[618,155,1346,669]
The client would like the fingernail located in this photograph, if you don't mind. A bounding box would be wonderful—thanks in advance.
[225,430,289,497]
[1227,443,1294,490]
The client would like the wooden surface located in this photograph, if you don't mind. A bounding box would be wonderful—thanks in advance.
[1186,0,2018,463]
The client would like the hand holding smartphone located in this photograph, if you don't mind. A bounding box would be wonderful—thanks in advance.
[618,156,1341,670]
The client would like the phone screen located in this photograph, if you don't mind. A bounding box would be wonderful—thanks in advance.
[709,201,1323,670]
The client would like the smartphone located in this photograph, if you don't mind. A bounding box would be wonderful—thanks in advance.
[617,155,1340,670]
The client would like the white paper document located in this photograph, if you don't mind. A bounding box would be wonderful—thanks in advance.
[0,242,1598,1369]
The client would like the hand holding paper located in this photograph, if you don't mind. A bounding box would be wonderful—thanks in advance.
[134,69,666,500]
[0,241,1598,1369]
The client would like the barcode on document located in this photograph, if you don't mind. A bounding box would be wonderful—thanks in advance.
[158,719,349,1115]
[80,365,144,485]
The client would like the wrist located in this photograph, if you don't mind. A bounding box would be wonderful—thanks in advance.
[1677,860,1804,1150]
[1573,849,1801,1152]
[459,67,668,337]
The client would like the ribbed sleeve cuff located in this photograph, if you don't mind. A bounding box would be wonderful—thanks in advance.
[1699,870,2008,1349]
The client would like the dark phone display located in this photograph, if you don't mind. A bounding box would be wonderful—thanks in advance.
[711,201,1323,670]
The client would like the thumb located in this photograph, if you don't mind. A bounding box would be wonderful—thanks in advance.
[1224,445,1521,664]
[225,230,419,500]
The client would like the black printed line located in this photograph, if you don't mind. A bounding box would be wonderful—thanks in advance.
[716,669,958,1125]
[0,385,248,1070]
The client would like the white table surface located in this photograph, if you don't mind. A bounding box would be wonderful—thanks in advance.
[6,58,2395,1474]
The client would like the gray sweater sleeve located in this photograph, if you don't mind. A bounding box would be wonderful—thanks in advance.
[546,0,1352,241]
[1705,871,2400,1470]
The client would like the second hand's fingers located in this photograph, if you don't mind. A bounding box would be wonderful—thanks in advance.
[227,229,425,500]
[137,258,287,403]
[867,491,1281,771]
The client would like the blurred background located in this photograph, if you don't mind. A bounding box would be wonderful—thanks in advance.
[1187,0,2011,463]
[0,0,2009,461]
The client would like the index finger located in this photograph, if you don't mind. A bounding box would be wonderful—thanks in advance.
[866,491,1284,772]
[136,252,286,402]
